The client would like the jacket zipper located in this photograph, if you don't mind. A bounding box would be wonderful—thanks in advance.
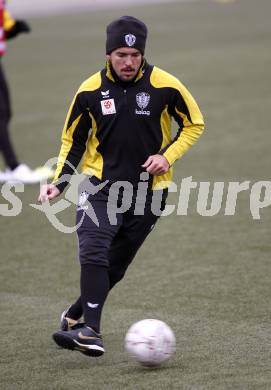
[123,89,128,111]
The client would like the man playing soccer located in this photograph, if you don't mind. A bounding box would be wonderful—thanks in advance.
[38,16,204,357]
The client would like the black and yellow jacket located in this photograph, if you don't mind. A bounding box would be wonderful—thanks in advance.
[54,61,204,192]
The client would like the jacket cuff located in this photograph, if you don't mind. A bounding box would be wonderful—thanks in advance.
[53,178,69,194]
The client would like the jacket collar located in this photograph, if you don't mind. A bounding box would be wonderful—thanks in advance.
[105,59,147,84]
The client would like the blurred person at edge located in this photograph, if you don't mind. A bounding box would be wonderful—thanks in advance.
[0,1,50,183]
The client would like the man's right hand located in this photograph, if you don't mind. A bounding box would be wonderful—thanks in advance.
[38,184,60,203]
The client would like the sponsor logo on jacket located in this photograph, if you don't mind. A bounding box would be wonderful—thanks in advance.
[101,98,116,115]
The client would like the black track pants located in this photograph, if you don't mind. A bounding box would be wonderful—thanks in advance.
[76,175,167,285]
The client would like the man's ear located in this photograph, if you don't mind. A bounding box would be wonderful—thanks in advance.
[106,55,110,61]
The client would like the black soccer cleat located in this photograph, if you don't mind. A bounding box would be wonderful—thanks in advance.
[52,325,105,357]
[60,306,83,331]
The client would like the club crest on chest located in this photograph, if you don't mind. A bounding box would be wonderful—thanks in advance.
[135,92,151,116]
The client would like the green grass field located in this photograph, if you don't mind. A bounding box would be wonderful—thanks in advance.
[1,0,271,388]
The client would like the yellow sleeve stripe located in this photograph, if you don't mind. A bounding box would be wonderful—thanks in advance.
[175,80,204,126]
[52,72,102,183]
[3,10,16,31]
[150,66,204,166]
[53,113,82,182]
[163,108,204,166]
[151,66,204,125]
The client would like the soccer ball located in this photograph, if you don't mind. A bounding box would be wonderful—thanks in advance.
[125,319,176,367]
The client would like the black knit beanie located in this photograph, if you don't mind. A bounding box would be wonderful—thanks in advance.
[106,16,148,55]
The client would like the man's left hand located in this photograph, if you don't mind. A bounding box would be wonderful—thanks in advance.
[142,154,170,176]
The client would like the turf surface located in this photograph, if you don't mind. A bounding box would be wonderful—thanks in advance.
[1,0,271,389]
